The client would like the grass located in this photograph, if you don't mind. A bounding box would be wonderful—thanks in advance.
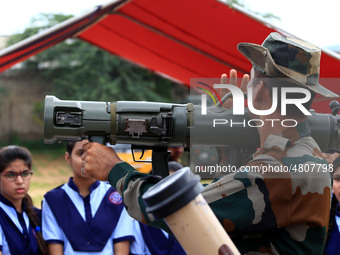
[29,148,71,208]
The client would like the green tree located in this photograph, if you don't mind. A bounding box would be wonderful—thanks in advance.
[6,13,181,102]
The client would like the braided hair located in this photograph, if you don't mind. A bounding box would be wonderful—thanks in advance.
[0,146,48,255]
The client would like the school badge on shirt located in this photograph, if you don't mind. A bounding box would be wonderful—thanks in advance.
[109,191,122,205]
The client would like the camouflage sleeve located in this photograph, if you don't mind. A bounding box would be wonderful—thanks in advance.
[203,153,331,241]
[108,159,282,236]
[202,157,283,237]
[107,162,169,231]
[108,155,330,243]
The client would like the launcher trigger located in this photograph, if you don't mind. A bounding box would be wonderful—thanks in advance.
[131,146,137,162]
[139,149,145,160]
[131,145,151,163]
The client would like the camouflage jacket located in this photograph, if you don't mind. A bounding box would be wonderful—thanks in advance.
[108,122,331,254]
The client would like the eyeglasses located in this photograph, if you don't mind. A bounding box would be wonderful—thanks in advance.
[1,170,33,182]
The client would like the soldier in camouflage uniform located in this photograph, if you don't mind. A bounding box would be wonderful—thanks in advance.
[81,32,338,254]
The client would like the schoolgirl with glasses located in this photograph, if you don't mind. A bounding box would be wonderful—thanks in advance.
[0,145,48,255]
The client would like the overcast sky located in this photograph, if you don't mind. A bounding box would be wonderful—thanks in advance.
[0,0,104,35]
[0,0,339,48]
[242,0,340,48]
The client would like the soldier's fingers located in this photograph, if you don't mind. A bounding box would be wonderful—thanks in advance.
[229,69,237,86]
[81,150,87,161]
[240,74,250,92]
[220,73,228,84]
[82,141,91,151]
[220,73,229,97]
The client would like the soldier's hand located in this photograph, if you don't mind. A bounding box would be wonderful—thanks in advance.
[217,69,249,165]
[221,69,249,109]
[81,142,123,181]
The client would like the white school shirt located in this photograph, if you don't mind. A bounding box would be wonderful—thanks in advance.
[42,180,138,255]
[0,201,31,254]
[127,219,174,255]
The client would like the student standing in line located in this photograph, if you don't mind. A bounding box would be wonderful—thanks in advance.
[0,145,48,255]
[42,140,137,255]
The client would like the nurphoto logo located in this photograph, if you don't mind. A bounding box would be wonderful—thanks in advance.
[202,84,311,116]
[193,79,312,128]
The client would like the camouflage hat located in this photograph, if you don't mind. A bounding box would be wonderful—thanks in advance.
[237,32,339,98]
